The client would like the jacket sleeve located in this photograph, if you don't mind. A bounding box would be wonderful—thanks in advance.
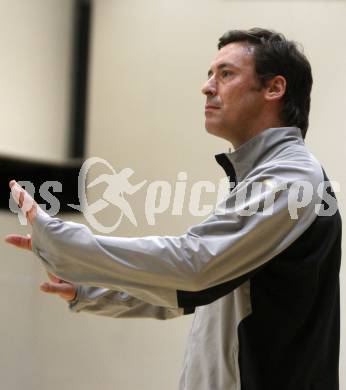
[68,285,184,319]
[31,161,324,310]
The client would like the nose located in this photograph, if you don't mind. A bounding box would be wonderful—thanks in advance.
[201,76,217,96]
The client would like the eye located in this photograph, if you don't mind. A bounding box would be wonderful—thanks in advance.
[221,70,232,78]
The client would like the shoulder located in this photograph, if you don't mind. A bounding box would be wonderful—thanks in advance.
[248,143,324,191]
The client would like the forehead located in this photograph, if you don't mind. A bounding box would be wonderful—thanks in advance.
[209,42,255,71]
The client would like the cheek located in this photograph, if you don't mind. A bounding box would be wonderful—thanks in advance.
[220,83,248,106]
[232,86,261,109]
[221,93,243,114]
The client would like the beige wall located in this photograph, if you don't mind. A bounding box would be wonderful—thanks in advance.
[1,1,345,389]
[0,0,74,388]
[0,0,73,161]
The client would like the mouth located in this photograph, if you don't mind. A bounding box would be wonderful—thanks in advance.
[205,104,221,111]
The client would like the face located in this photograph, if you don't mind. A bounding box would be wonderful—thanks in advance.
[202,42,266,145]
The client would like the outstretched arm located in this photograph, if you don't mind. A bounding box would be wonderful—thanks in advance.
[6,156,323,312]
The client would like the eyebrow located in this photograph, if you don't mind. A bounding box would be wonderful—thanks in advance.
[207,62,239,78]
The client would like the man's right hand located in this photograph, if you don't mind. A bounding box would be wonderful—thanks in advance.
[40,272,77,302]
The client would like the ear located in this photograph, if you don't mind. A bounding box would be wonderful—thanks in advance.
[264,75,286,102]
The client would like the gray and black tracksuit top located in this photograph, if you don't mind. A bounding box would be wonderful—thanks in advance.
[32,126,341,390]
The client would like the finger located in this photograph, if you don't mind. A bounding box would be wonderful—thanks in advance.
[40,282,76,301]
[5,234,32,250]
[10,181,23,205]
[40,282,64,294]
[9,180,35,215]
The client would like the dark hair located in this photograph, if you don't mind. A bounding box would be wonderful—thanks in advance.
[218,28,313,138]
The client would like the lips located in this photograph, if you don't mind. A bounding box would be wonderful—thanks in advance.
[205,104,220,110]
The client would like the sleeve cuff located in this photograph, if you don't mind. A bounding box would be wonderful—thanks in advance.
[68,284,85,312]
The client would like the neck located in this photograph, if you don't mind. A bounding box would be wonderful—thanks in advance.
[231,118,284,149]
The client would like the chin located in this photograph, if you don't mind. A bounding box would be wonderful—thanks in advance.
[205,121,219,135]
[205,126,218,136]
[205,123,229,141]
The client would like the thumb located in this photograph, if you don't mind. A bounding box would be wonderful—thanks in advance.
[5,234,32,250]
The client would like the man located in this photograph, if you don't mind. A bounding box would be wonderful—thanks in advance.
[6,28,341,389]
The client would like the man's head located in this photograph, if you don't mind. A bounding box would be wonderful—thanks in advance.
[202,28,313,146]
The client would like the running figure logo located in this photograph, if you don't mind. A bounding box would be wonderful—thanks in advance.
[69,157,147,233]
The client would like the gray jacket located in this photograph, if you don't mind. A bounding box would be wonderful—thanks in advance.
[32,126,341,390]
